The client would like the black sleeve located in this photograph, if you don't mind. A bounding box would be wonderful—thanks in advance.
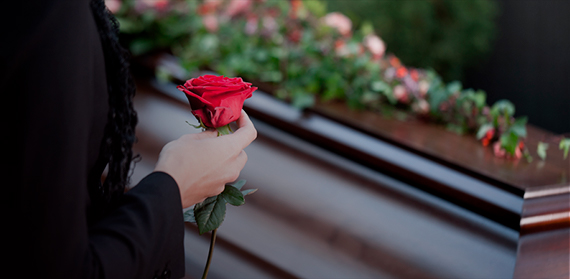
[2,1,185,278]
[90,172,185,279]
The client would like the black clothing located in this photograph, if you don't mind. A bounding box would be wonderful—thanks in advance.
[2,1,184,278]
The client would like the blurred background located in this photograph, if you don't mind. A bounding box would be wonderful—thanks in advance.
[326,0,569,134]
[115,0,569,134]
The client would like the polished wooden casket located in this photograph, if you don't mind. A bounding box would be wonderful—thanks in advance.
[130,63,569,278]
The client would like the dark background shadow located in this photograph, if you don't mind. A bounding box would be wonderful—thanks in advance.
[464,0,570,134]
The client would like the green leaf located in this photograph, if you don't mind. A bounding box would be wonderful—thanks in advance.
[500,131,519,155]
[371,80,395,104]
[427,87,449,113]
[510,116,528,137]
[292,91,315,109]
[491,100,515,118]
[183,209,196,223]
[241,189,258,196]
[446,123,466,135]
[229,180,247,190]
[221,185,245,206]
[473,90,487,109]
[371,80,390,93]
[117,17,145,33]
[194,195,227,235]
[130,38,156,56]
[476,123,494,140]
[523,149,533,163]
[447,81,463,93]
[537,141,549,161]
[560,138,570,159]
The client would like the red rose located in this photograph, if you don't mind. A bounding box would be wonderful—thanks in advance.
[177,75,256,128]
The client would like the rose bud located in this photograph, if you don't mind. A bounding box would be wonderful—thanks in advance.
[177,75,256,128]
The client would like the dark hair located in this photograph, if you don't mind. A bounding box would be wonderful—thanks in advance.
[90,0,138,204]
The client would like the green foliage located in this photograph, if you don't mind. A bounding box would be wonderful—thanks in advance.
[560,138,570,159]
[476,123,494,140]
[537,142,549,161]
[184,180,257,234]
[326,0,498,81]
[116,0,200,56]
[193,194,227,235]
[116,0,569,161]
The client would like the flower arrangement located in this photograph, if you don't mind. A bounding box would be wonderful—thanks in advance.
[111,0,568,161]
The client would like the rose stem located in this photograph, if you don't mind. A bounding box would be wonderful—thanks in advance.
[201,228,217,279]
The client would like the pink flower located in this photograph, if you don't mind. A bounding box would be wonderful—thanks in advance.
[418,80,430,98]
[135,0,169,12]
[413,99,430,115]
[198,0,223,15]
[363,34,385,59]
[288,28,302,43]
[513,147,522,159]
[154,0,169,10]
[334,39,350,57]
[205,0,223,8]
[105,0,121,13]
[384,67,396,82]
[245,15,258,35]
[262,15,278,35]
[409,69,419,82]
[289,0,303,19]
[225,0,252,17]
[493,142,506,157]
[393,85,409,103]
[322,12,352,37]
[203,14,219,32]
[492,142,523,159]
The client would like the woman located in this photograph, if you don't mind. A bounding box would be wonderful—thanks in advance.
[1,0,256,278]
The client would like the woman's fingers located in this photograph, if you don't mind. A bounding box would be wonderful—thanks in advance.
[220,110,257,150]
[189,129,218,140]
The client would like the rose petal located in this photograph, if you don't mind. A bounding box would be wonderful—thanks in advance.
[177,85,214,109]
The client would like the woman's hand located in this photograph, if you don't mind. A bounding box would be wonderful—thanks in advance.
[154,110,257,208]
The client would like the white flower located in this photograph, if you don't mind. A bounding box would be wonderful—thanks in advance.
[262,15,278,35]
[418,80,430,97]
[363,34,385,59]
[393,85,409,103]
[413,99,430,114]
[322,12,352,37]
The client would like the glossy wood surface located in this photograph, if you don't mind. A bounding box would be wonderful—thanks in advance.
[514,228,570,279]
[513,192,570,279]
[312,101,569,193]
[131,81,519,278]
